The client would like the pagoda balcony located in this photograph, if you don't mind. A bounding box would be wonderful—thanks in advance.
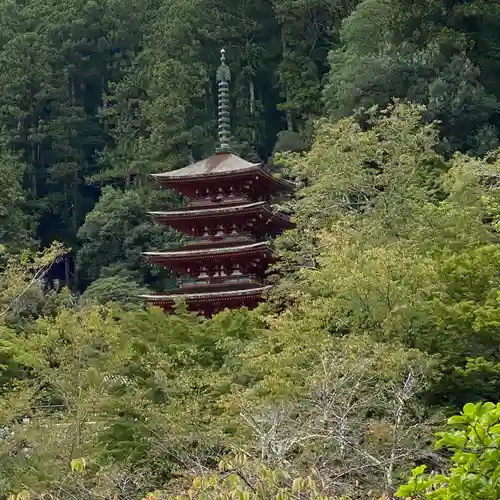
[144,241,271,264]
[144,242,272,278]
[187,194,253,209]
[183,232,257,249]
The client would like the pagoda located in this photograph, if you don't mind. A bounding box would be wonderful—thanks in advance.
[141,49,295,316]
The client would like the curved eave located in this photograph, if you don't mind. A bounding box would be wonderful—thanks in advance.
[143,241,270,261]
[149,201,266,218]
[151,153,262,181]
[140,285,271,303]
[148,201,295,229]
[152,165,261,182]
[257,169,296,192]
[152,165,295,193]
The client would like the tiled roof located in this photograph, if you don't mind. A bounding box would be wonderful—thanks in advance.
[152,153,260,180]
[144,241,269,259]
[140,285,271,302]
[149,201,266,218]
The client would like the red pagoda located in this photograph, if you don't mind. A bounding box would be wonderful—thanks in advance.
[141,49,295,316]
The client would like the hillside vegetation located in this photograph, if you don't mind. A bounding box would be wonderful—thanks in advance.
[1,0,500,498]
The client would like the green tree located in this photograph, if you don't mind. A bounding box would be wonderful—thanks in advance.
[324,0,500,155]
[273,0,360,132]
[273,103,500,408]
[0,303,265,497]
[0,0,163,287]
[151,454,331,499]
[0,136,33,251]
[396,401,500,499]
[0,242,68,329]
[76,185,181,288]
[80,275,149,308]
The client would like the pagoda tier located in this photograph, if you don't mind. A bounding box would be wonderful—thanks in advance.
[152,152,294,202]
[144,241,272,297]
[141,286,272,317]
[144,241,272,274]
[149,201,294,237]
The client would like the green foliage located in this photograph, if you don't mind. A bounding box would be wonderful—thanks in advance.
[3,0,500,496]
[76,185,181,286]
[167,454,331,499]
[0,242,69,328]
[0,296,436,498]
[0,136,33,251]
[324,0,500,155]
[80,275,149,308]
[0,0,161,256]
[273,103,500,410]
[396,402,500,499]
[0,304,264,496]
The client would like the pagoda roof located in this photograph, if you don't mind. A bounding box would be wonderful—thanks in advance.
[152,152,295,191]
[140,285,271,303]
[149,201,293,225]
[150,200,267,216]
[144,241,269,261]
[153,153,259,180]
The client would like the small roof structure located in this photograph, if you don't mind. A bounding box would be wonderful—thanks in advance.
[148,202,294,235]
[149,201,265,218]
[144,242,272,271]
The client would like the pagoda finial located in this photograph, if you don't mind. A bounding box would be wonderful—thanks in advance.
[216,48,231,153]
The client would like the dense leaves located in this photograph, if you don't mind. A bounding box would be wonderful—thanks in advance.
[2,102,500,498]
[76,185,181,291]
[324,0,500,155]
[1,0,500,498]
[396,402,500,499]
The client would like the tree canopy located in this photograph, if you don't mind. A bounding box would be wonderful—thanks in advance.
[1,0,500,498]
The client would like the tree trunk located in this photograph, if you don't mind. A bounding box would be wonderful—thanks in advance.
[249,78,256,143]
[31,128,37,198]
[285,109,293,132]
[280,26,294,132]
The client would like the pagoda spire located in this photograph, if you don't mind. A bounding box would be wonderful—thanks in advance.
[216,48,231,153]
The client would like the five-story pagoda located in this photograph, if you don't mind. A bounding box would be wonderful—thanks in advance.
[141,49,295,316]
